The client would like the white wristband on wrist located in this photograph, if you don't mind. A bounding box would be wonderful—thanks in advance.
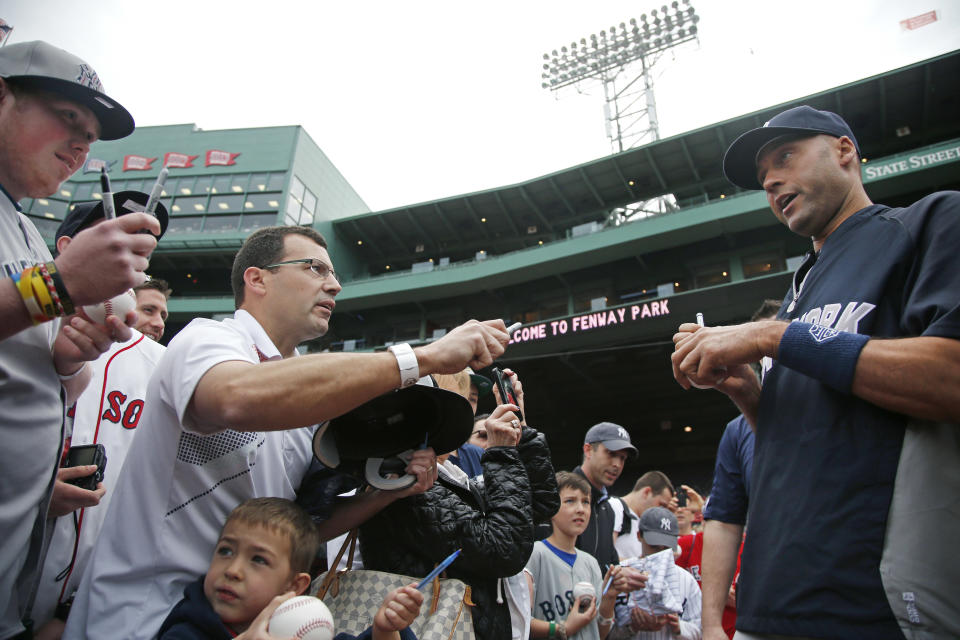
[387,343,419,388]
[57,362,87,381]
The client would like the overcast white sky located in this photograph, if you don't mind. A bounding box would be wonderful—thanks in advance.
[4,1,958,210]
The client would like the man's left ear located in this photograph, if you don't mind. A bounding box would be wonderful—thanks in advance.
[837,136,859,167]
[290,572,311,596]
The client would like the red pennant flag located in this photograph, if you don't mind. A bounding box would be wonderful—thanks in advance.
[123,155,157,171]
[164,152,198,168]
[205,149,241,167]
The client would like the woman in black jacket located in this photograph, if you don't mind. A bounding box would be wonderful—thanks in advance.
[359,381,559,640]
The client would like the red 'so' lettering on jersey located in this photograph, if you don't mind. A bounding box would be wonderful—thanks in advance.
[101,391,129,423]
[122,400,144,430]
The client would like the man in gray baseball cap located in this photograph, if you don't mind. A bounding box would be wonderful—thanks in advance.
[567,421,647,597]
[0,40,158,639]
[0,40,133,140]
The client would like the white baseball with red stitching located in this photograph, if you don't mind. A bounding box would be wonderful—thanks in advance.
[268,596,335,640]
[81,289,138,325]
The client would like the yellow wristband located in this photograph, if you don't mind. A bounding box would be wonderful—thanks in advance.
[16,267,45,324]
[30,267,56,320]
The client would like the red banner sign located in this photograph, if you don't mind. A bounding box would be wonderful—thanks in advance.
[123,155,157,171]
[205,150,241,167]
[900,10,937,30]
[164,152,198,168]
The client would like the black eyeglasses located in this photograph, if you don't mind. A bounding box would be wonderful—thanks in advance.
[263,258,339,282]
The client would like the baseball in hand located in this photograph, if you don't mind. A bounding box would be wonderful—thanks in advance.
[81,289,137,325]
[268,596,335,640]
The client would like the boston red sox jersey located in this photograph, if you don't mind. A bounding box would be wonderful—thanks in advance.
[0,192,64,639]
[740,193,960,639]
[63,310,316,640]
[526,540,604,640]
[32,331,165,626]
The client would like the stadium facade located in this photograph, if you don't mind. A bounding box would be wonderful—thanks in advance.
[36,51,960,489]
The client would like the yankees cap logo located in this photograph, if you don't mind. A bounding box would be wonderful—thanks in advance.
[660,517,673,531]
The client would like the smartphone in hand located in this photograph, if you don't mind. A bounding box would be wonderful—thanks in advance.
[491,367,523,423]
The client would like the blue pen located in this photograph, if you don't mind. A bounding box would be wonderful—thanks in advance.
[602,574,614,596]
[416,549,461,590]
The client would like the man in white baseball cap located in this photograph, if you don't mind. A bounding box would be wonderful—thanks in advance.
[0,40,158,638]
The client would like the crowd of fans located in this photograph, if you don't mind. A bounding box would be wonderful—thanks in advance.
[2,39,958,640]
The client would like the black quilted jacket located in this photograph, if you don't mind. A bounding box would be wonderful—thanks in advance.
[359,426,559,640]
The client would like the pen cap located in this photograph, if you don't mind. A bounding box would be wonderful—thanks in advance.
[0,41,134,140]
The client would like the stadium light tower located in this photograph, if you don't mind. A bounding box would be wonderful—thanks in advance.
[542,1,699,153]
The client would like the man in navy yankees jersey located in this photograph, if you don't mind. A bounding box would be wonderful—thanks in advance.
[671,106,959,640]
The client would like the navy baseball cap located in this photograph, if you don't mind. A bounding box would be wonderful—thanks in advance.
[55,190,169,244]
[638,506,679,547]
[584,421,637,457]
[0,41,134,140]
[722,105,861,190]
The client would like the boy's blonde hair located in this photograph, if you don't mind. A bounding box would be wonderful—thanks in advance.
[223,498,320,575]
[433,369,472,399]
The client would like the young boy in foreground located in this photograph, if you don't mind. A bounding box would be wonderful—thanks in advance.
[159,498,422,639]
[526,472,622,640]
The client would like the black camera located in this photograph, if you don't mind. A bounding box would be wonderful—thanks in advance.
[64,444,107,491]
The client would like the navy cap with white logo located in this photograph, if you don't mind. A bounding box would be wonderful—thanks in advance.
[722,105,861,191]
[584,421,637,457]
[0,41,134,140]
[638,506,679,547]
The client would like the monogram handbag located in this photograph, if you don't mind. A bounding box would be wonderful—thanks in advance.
[310,530,476,640]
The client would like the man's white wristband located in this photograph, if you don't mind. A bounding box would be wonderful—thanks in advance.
[388,343,419,388]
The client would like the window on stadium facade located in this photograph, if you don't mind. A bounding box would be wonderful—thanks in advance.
[171,196,208,215]
[742,250,786,279]
[203,215,241,233]
[244,193,280,211]
[240,213,278,233]
[210,194,245,212]
[166,216,204,234]
[692,261,732,288]
[30,197,70,220]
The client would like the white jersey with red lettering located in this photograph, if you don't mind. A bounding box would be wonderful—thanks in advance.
[32,331,165,626]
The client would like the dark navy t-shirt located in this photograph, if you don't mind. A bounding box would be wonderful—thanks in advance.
[738,193,960,640]
[703,414,753,525]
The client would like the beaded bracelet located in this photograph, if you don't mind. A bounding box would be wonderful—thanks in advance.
[41,261,75,315]
[35,262,65,318]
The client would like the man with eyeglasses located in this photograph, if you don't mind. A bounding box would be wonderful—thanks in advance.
[66,225,514,640]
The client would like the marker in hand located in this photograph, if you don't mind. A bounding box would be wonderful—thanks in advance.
[416,549,461,590]
[696,312,705,327]
[144,167,169,216]
[506,322,522,334]
[100,167,116,219]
